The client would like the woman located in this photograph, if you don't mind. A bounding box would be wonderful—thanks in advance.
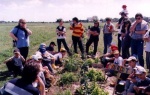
[70,17,84,58]
[10,19,32,61]
[121,19,131,59]
[86,20,100,57]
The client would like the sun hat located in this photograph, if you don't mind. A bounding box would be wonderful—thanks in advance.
[126,56,137,62]
[60,48,66,52]
[134,66,146,74]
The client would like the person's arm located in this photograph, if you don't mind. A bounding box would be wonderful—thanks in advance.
[9,32,18,41]
[4,57,13,63]
[37,76,45,95]
[135,30,147,34]
[130,21,138,32]
[20,55,25,62]
[25,28,32,35]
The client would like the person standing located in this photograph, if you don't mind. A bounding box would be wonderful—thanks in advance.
[143,30,150,73]
[86,20,100,57]
[10,19,32,60]
[130,13,149,67]
[103,18,114,54]
[56,19,72,56]
[70,17,84,58]
[121,19,131,59]
[117,12,127,52]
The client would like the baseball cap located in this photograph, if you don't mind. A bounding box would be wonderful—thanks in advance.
[50,42,56,46]
[39,43,46,49]
[32,54,43,61]
[134,66,146,74]
[60,48,66,52]
[13,49,20,53]
[126,56,137,61]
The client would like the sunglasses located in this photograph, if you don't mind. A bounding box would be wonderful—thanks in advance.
[136,18,141,20]
[20,22,26,24]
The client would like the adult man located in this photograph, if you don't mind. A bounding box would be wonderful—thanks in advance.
[130,13,149,67]
[10,19,32,60]
[86,20,100,57]
[103,17,114,54]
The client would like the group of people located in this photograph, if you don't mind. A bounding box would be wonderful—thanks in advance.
[0,4,150,95]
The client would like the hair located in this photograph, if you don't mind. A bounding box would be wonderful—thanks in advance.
[121,19,131,33]
[135,13,143,18]
[22,61,40,83]
[72,17,79,23]
[105,17,111,21]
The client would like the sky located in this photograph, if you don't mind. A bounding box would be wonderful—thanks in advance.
[0,0,150,22]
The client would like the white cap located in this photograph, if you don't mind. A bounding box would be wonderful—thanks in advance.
[134,66,146,74]
[126,56,137,61]
[32,54,43,61]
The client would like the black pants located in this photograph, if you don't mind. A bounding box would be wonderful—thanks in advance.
[122,38,131,59]
[72,36,84,54]
[57,39,70,52]
[86,37,99,55]
[118,34,122,52]
[18,47,29,60]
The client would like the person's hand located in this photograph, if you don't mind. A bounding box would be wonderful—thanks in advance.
[134,86,140,93]
[131,78,136,83]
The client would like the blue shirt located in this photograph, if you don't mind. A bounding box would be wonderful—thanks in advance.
[11,27,30,48]
[131,21,148,39]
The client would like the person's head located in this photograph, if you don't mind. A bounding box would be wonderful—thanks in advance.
[60,48,66,56]
[13,49,20,58]
[72,17,79,24]
[123,19,131,27]
[135,13,143,23]
[22,61,40,83]
[145,86,150,95]
[58,19,63,26]
[122,5,127,9]
[49,41,56,47]
[135,66,147,80]
[18,19,26,28]
[126,56,137,68]
[113,50,120,58]
[93,20,99,27]
[105,17,111,24]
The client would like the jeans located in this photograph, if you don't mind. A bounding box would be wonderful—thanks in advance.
[86,37,99,55]
[18,47,29,61]
[146,52,150,69]
[57,39,70,52]
[122,38,131,59]
[131,39,144,67]
[124,80,136,93]
[118,34,122,52]
[103,33,112,54]
[72,36,84,54]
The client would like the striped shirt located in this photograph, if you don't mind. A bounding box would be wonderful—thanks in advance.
[103,23,114,34]
[70,22,84,37]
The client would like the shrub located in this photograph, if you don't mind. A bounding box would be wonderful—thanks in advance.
[86,69,104,81]
[91,86,109,95]
[56,89,72,95]
[59,72,78,86]
[84,58,95,67]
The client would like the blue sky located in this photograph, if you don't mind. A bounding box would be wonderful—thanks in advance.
[0,0,150,21]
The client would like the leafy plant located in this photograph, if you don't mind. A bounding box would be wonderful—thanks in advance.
[91,86,109,95]
[84,58,95,67]
[86,69,105,81]
[58,72,78,86]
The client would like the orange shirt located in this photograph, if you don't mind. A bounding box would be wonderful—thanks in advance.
[70,23,84,37]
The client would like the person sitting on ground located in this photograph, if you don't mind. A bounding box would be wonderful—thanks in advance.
[107,50,123,76]
[100,42,118,68]
[1,61,42,95]
[145,86,150,95]
[46,41,57,55]
[4,49,25,77]
[133,66,150,95]
[123,56,140,95]
[54,48,67,67]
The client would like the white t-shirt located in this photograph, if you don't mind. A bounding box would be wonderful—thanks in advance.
[114,56,123,66]
[144,31,150,52]
[56,26,66,39]
[54,53,62,60]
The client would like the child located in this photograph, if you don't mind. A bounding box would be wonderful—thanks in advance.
[46,41,57,55]
[118,5,128,29]
[143,30,150,73]
[4,49,25,77]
